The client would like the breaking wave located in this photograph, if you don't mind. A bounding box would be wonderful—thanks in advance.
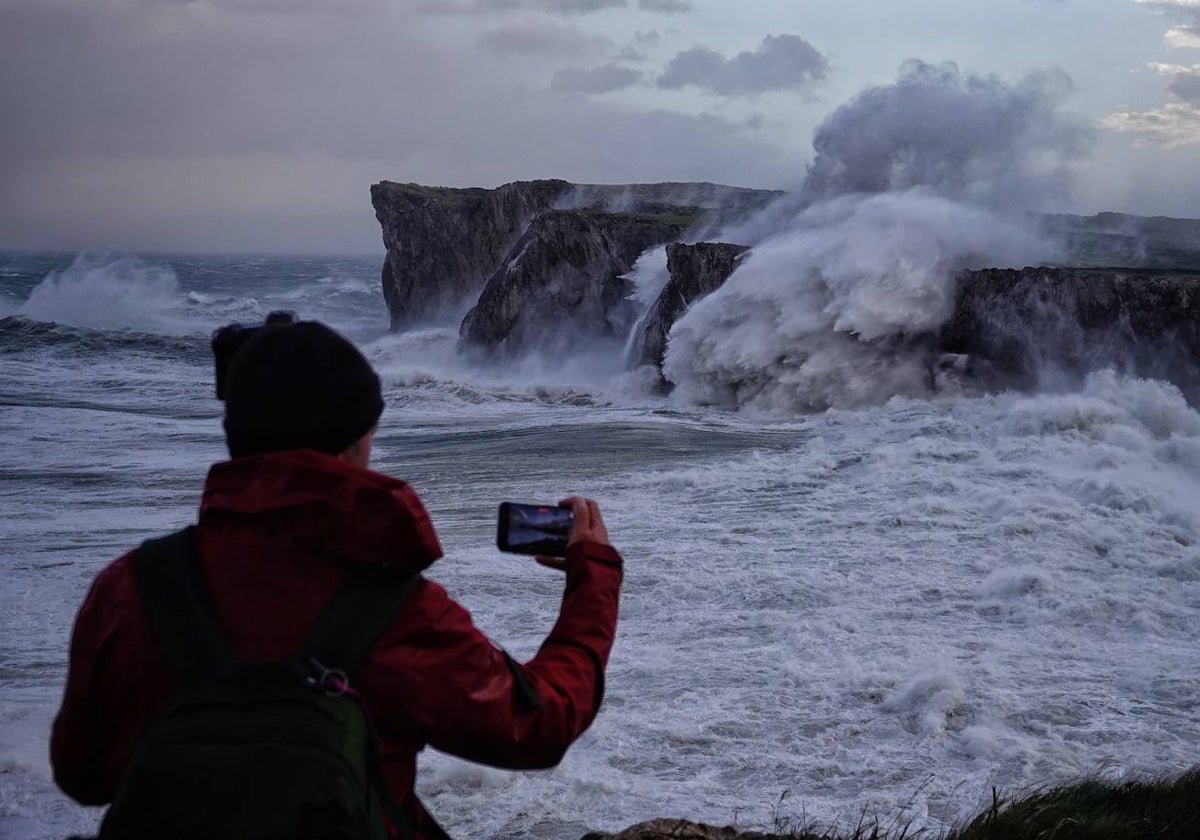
[662,190,1055,413]
[16,252,193,335]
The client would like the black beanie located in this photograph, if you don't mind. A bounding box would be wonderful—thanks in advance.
[222,321,384,459]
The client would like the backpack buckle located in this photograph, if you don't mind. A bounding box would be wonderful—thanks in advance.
[300,657,350,697]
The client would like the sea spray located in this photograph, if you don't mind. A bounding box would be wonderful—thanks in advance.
[652,61,1089,412]
[663,190,1054,412]
[18,252,192,334]
[799,60,1088,209]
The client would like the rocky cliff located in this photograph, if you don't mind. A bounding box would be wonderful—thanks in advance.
[458,211,691,355]
[940,266,1200,398]
[371,179,779,327]
[633,242,749,369]
[1042,212,1200,270]
[371,180,570,328]
[633,252,1200,400]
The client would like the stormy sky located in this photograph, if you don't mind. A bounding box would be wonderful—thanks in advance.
[2,0,1199,254]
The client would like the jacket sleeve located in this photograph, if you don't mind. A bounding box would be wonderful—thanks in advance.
[50,551,176,806]
[371,540,622,770]
[50,555,129,805]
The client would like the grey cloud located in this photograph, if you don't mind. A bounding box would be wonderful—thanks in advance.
[1118,2,1200,147]
[1166,25,1200,47]
[415,0,522,13]
[1169,68,1200,104]
[1104,103,1200,147]
[0,0,790,252]
[1134,0,1200,25]
[130,0,400,13]
[657,34,828,96]
[801,60,1092,209]
[1150,61,1200,104]
[638,0,691,12]
[552,63,642,93]
[417,0,684,14]
[543,0,627,12]
[1103,64,1200,146]
[617,30,661,62]
[476,19,609,53]
[1134,0,1200,45]
[418,0,625,15]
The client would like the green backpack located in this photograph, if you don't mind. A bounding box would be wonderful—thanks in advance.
[98,527,420,840]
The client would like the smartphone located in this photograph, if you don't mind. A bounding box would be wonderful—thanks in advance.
[497,502,574,557]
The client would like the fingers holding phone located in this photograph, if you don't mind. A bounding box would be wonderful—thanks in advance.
[536,497,610,570]
[562,496,609,548]
[497,497,609,571]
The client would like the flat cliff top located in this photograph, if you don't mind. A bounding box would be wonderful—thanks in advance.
[370,179,782,212]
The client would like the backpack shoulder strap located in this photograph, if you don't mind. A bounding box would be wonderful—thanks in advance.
[301,566,422,677]
[134,526,233,683]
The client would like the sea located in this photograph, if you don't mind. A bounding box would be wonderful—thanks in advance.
[2,248,1199,840]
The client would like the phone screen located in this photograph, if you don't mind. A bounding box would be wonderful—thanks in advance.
[497,502,573,556]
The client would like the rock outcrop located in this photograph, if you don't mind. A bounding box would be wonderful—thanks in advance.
[371,180,780,328]
[621,251,1200,400]
[371,179,1200,401]
[458,211,691,354]
[1043,212,1200,270]
[371,180,570,329]
[940,267,1200,398]
[633,242,749,368]
[581,819,779,840]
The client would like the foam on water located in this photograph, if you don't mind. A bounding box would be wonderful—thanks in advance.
[2,255,1200,840]
[394,373,1200,838]
[3,231,1200,840]
[17,253,193,335]
[663,190,1055,413]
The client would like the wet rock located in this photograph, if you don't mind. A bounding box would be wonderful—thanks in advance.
[371,180,570,329]
[581,819,789,840]
[634,242,750,369]
[371,180,780,328]
[941,266,1200,398]
[458,210,690,355]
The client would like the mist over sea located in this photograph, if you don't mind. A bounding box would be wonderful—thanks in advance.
[2,245,1199,840]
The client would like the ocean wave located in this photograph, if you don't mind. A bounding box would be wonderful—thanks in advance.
[0,314,205,359]
[15,252,195,335]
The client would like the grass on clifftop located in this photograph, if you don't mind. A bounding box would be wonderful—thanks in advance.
[587,767,1200,840]
[948,768,1200,840]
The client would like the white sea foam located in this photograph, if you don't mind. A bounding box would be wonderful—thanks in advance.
[6,264,1200,840]
[662,190,1054,413]
[17,253,192,334]
[625,245,671,307]
[635,61,1087,416]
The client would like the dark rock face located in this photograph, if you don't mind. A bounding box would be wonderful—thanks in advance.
[941,267,1200,397]
[458,211,690,354]
[633,242,749,368]
[371,179,781,328]
[371,180,570,329]
[1042,212,1200,270]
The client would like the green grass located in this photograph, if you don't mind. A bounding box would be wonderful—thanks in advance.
[949,768,1200,840]
[601,209,705,228]
[782,769,1200,840]
[591,768,1200,840]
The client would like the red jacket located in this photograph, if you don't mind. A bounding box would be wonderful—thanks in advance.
[50,449,622,839]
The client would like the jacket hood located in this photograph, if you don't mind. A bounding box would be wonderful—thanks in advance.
[199,449,443,572]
